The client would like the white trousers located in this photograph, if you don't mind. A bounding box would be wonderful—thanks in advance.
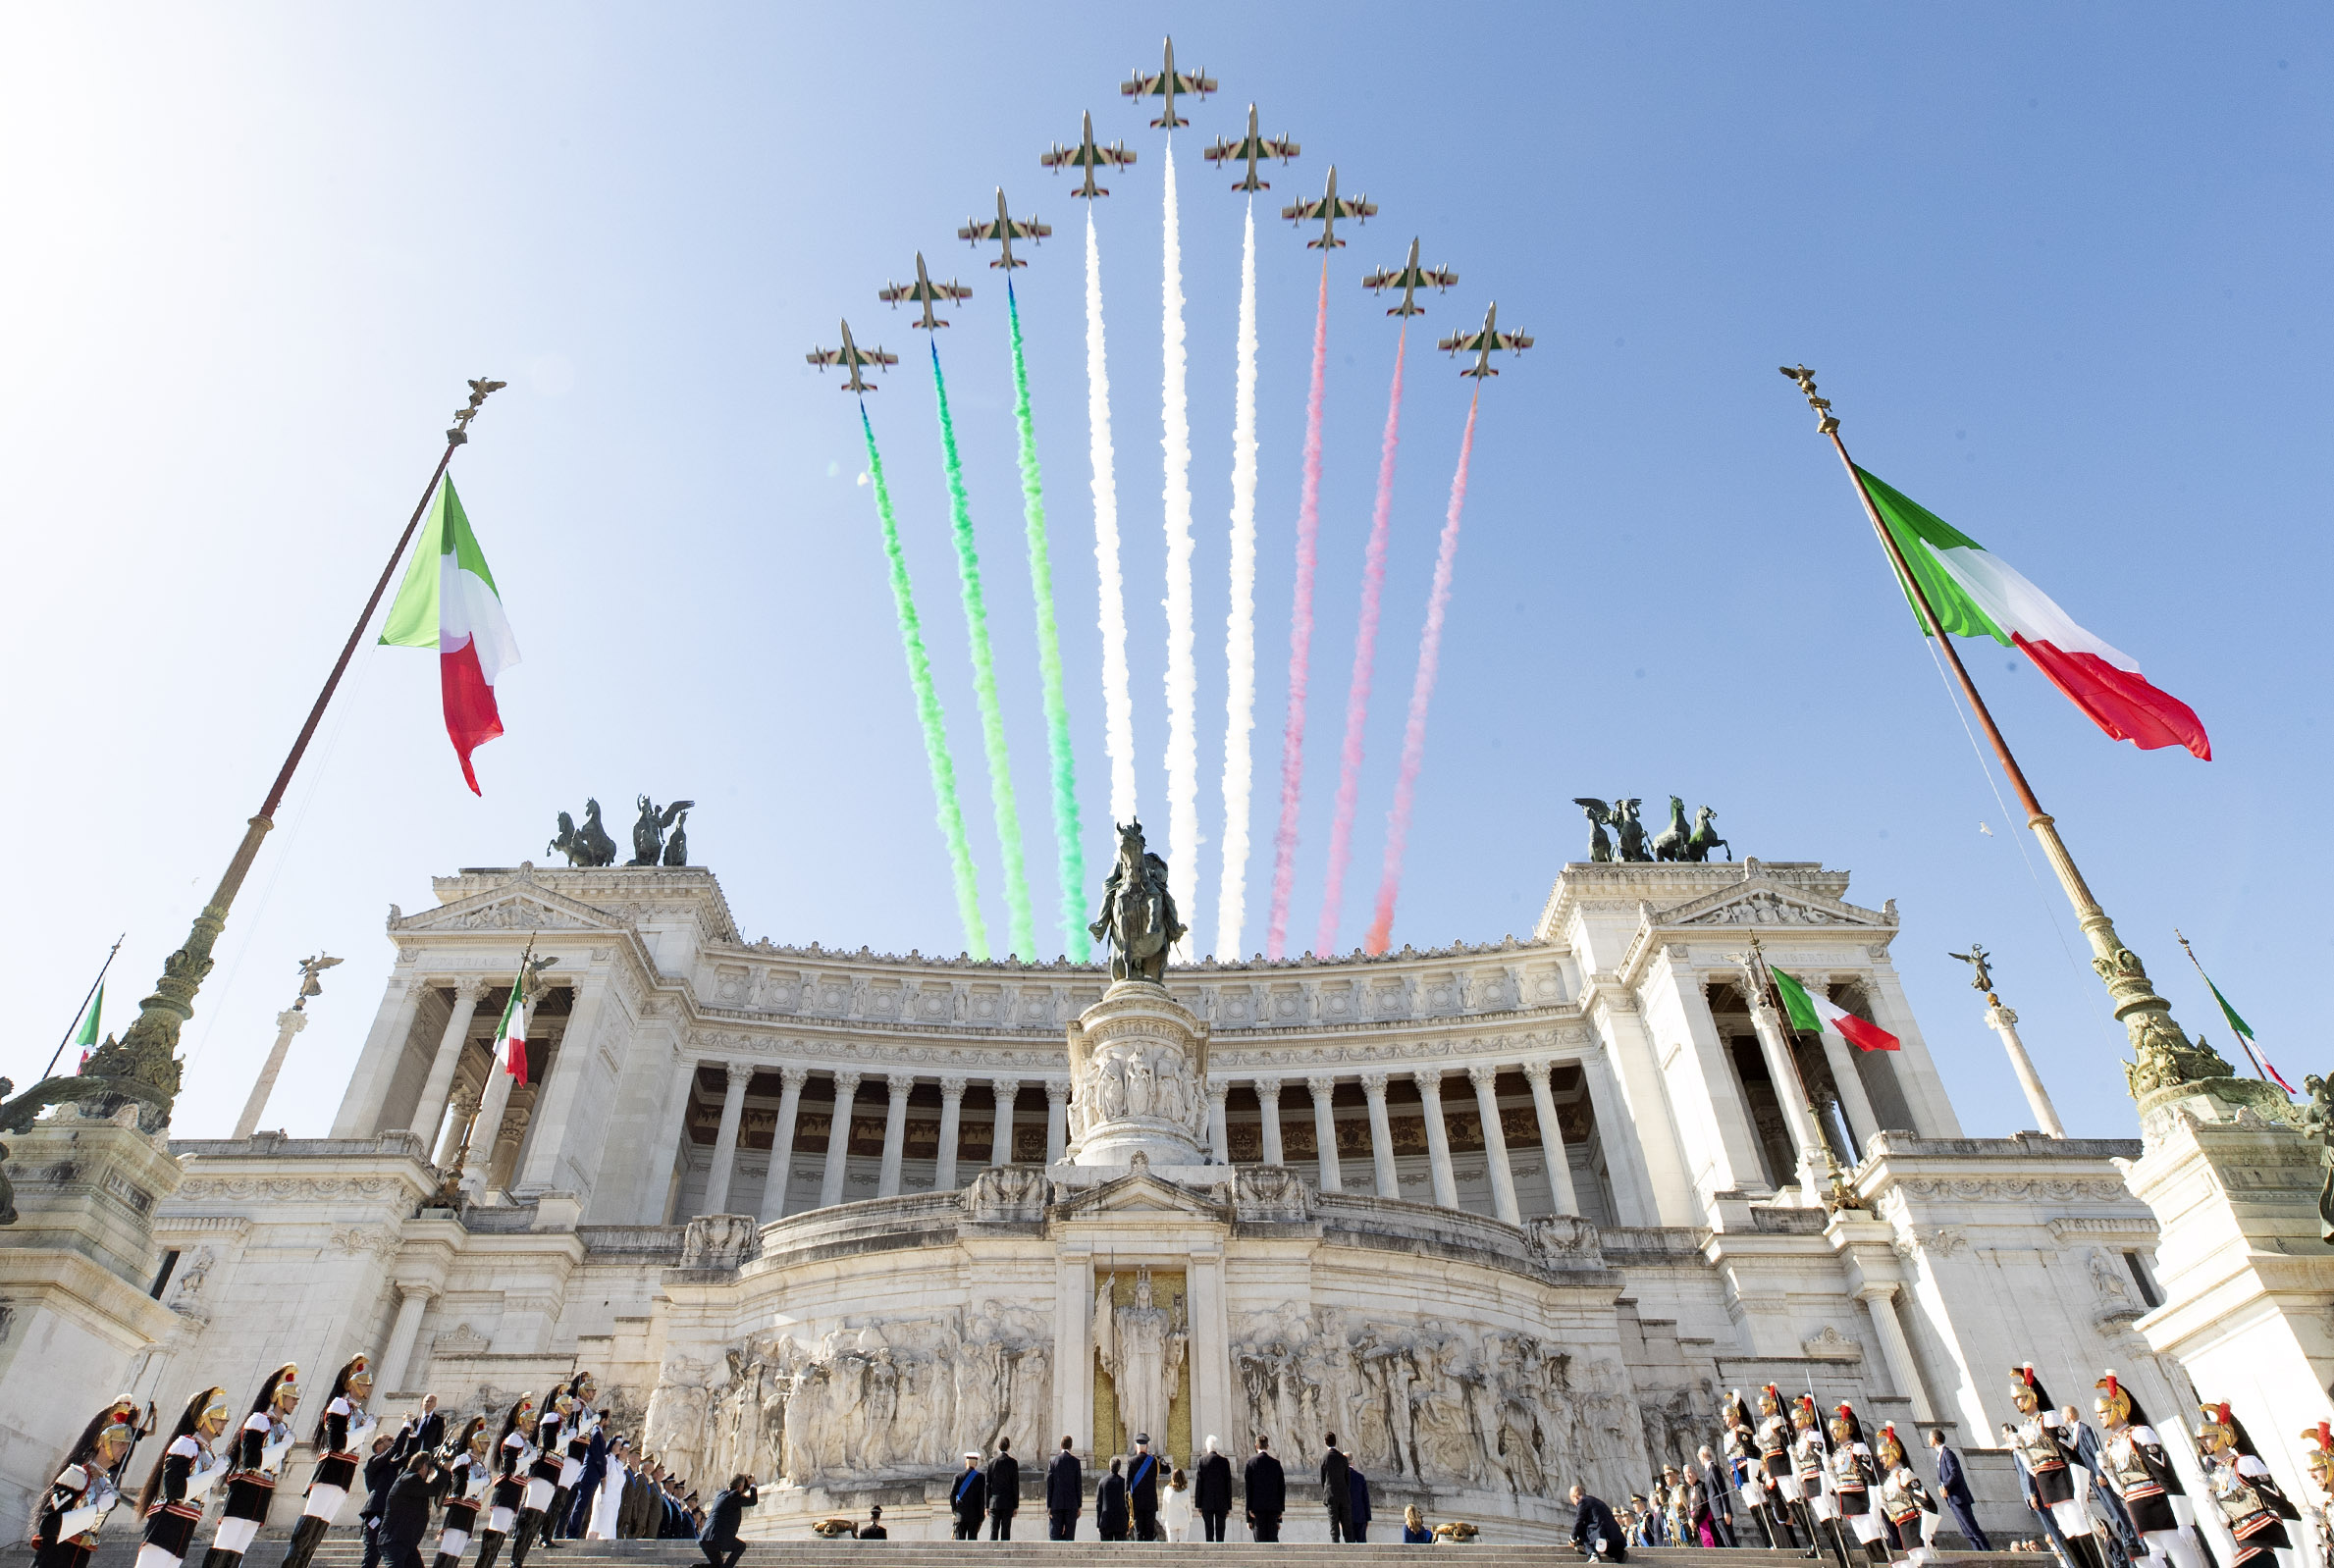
[2143,1527,2204,1568]
[212,1518,262,1555]
[488,1506,517,1534]
[302,1484,348,1525]
[437,1528,471,1558]
[522,1478,556,1512]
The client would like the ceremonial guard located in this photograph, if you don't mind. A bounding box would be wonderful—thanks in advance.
[135,1387,232,1568]
[1793,1394,1851,1568]
[2299,1424,2334,1567]
[36,1399,141,1568]
[509,1382,570,1568]
[2092,1373,2203,1568]
[1726,1388,1788,1548]
[434,1418,493,1568]
[1825,1403,1886,1567]
[2197,1404,2300,1568]
[1875,1424,1940,1567]
[204,1364,299,1568]
[547,1371,600,1546]
[1756,1384,1810,1553]
[2011,1365,2107,1568]
[279,1356,378,1568]
[476,1395,538,1568]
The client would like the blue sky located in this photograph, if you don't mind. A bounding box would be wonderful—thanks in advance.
[2,4,2324,1143]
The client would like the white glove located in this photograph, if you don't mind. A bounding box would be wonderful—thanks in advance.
[188,1457,230,1498]
[261,1437,294,1474]
[59,1504,104,1538]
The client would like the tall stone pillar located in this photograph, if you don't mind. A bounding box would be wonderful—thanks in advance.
[934,1076,967,1190]
[516,975,611,1196]
[435,1076,484,1169]
[1205,1084,1230,1165]
[1360,1073,1399,1198]
[334,977,424,1136]
[460,1029,522,1199]
[234,1008,311,1141]
[1306,1076,1343,1193]
[1186,1242,1231,1452]
[1986,1000,2066,1138]
[1255,1080,1285,1165]
[1044,1080,1069,1167]
[701,1062,753,1215]
[404,978,489,1150]
[1468,1066,1521,1225]
[759,1066,808,1220]
[1739,969,1829,1203]
[1856,1281,1936,1422]
[1413,1071,1459,1210]
[376,1282,439,1394]
[819,1071,862,1210]
[1054,1245,1095,1458]
[877,1073,914,1197]
[990,1079,1022,1167]
[1521,1060,1580,1216]
[1816,1005,1883,1155]
[639,1048,698,1225]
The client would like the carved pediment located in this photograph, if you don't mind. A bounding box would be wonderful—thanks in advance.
[396,881,628,937]
[1053,1171,1230,1223]
[1801,1325,1863,1361]
[1658,877,1893,932]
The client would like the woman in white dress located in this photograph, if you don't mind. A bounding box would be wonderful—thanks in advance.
[1163,1466,1194,1542]
[588,1438,630,1541]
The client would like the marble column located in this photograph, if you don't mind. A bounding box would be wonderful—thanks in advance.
[1857,1282,1936,1421]
[819,1071,862,1209]
[1186,1243,1231,1452]
[758,1067,808,1220]
[235,1008,311,1141]
[1054,1245,1095,1456]
[877,1073,914,1197]
[641,1048,698,1225]
[1817,1000,1883,1156]
[1044,1080,1069,1167]
[934,1076,967,1190]
[702,1062,755,1216]
[1360,1073,1399,1198]
[1521,1060,1580,1216]
[1468,1066,1522,1224]
[376,1282,438,1393]
[1986,1001,2066,1138]
[1206,1084,1230,1165]
[460,998,526,1197]
[334,977,424,1136]
[990,1079,1021,1167]
[405,978,489,1149]
[1413,1071,1459,1210]
[1306,1076,1343,1193]
[434,1075,484,1169]
[517,975,614,1195]
[1740,971,1828,1202]
[1255,1079,1285,1165]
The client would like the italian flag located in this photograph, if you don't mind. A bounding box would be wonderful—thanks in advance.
[1772,966,1900,1053]
[491,975,528,1085]
[380,476,520,793]
[74,983,102,1072]
[1858,470,2208,760]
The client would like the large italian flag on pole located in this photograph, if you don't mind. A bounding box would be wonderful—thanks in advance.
[1772,966,1900,1053]
[491,972,528,1086]
[1858,469,2209,760]
[380,476,520,793]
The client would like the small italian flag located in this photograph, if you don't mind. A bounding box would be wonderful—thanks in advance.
[74,983,102,1072]
[491,975,529,1085]
[380,476,520,794]
[1771,966,1900,1053]
[1859,469,2209,760]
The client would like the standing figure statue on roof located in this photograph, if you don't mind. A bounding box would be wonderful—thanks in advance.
[1088,820,1185,983]
[629,798,694,866]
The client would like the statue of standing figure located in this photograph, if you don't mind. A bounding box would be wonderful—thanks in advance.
[1088,819,1185,983]
[630,796,695,866]
[1094,1269,1186,1457]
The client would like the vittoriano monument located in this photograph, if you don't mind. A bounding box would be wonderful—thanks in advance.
[1087,818,1185,984]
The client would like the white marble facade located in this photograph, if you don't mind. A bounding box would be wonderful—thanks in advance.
[125,856,2213,1541]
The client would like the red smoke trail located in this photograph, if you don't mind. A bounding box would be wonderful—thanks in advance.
[1313,324,1407,958]
[1264,260,1330,961]
[1364,390,1479,956]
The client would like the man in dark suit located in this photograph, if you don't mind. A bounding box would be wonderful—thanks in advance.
[1096,1458,1130,1542]
[1244,1436,1287,1542]
[1928,1430,1990,1550]
[375,1452,442,1568]
[1128,1435,1161,1541]
[358,1435,400,1568]
[1347,1464,1372,1543]
[1319,1436,1353,1543]
[1045,1437,1083,1542]
[1698,1444,1737,1547]
[1194,1437,1233,1542]
[985,1438,1021,1541]
[1569,1484,1627,1562]
[696,1476,757,1568]
[950,1452,986,1541]
[405,1396,447,1457]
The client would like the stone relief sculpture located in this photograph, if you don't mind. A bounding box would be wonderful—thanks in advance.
[1096,1269,1186,1451]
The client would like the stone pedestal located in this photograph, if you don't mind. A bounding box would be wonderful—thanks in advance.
[0,1109,185,1540]
[1060,982,1210,1171]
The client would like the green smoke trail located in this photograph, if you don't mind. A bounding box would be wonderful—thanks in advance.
[861,402,987,958]
[929,340,1038,959]
[1007,281,1088,962]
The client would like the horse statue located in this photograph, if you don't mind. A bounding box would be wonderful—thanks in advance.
[549,798,621,867]
[630,796,695,866]
[1087,819,1186,984]
[662,808,690,866]
[1651,796,1693,862]
[1570,799,1615,862]
[1611,798,1652,862]
[1686,805,1731,862]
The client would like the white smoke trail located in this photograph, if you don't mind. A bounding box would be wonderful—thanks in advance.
[1160,138,1199,944]
[1086,208,1137,827]
[1214,198,1259,961]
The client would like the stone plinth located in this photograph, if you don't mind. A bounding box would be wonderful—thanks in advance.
[1061,981,1209,1169]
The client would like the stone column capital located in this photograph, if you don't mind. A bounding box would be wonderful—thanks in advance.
[452,975,496,1002]
[1306,1074,1338,1102]
[991,1077,1024,1097]
[1466,1064,1500,1091]
[832,1071,864,1095]
[1410,1069,1446,1099]
[1206,1082,1229,1107]
[779,1065,812,1090]
[885,1071,917,1094]
[1253,1077,1284,1104]
[724,1060,756,1088]
[276,1008,312,1034]
[1043,1078,1070,1106]
[1987,1004,2020,1028]
[1520,1058,1556,1090]
[1358,1071,1390,1096]
[939,1075,970,1100]
[1854,1280,1900,1305]
[395,1280,442,1304]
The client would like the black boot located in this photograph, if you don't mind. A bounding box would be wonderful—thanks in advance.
[507,1510,544,1568]
[1866,1539,1890,1566]
[1763,1503,1794,1550]
[474,1532,506,1568]
[1794,1502,1824,1559]
[279,1517,331,1568]
[432,1555,459,1568]
[542,1490,571,1547]
[1827,1520,1857,1568]
[201,1549,244,1568]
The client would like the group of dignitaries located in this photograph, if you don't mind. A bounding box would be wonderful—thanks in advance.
[32,1361,747,1568]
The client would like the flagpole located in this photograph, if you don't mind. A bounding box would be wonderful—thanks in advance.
[1,380,505,1139]
[1778,366,2235,1114]
[40,933,125,1083]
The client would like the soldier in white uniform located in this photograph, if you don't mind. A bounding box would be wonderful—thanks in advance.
[2197,1404,2300,1568]
[433,1418,493,1568]
[475,1394,539,1568]
[135,1388,232,1568]
[1826,1403,1887,1567]
[203,1364,299,1568]
[36,1399,141,1568]
[280,1357,378,1568]
[1794,1394,1852,1568]
[2093,1373,2204,1568]
[1875,1423,1941,1567]
[2009,1364,2106,1568]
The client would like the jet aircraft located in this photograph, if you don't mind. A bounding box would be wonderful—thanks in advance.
[1437,302,1533,378]
[805,320,898,393]
[1122,36,1215,130]
[1203,104,1299,191]
[1040,111,1137,200]
[1361,238,1459,317]
[1282,166,1376,249]
[958,188,1051,270]
[876,252,973,332]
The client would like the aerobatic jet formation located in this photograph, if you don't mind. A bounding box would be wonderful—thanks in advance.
[958,188,1051,270]
[1039,110,1137,199]
[1361,238,1459,317]
[1203,104,1300,191]
[1438,302,1533,377]
[876,252,973,332]
[1122,36,1216,130]
[1282,165,1376,248]
[805,320,897,393]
